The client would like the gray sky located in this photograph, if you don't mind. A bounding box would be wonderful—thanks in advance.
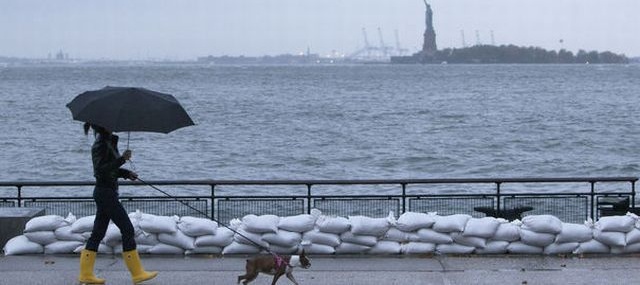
[1,0,638,60]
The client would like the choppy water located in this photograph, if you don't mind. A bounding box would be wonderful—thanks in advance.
[1,64,639,195]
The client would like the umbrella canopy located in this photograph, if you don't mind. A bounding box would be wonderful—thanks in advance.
[66,86,194,134]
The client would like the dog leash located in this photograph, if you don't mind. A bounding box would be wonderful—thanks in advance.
[134,176,292,266]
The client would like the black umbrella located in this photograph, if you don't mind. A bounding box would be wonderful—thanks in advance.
[67,86,194,134]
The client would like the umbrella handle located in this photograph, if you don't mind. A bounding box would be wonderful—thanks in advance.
[125,131,136,171]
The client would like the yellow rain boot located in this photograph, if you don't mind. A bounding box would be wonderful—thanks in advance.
[78,249,106,284]
[122,249,158,284]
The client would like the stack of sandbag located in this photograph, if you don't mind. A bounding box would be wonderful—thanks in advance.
[4,213,78,255]
[10,210,640,256]
[390,212,436,254]
[584,214,640,254]
[508,215,562,254]
[313,211,397,255]
[3,210,225,256]
[224,211,319,255]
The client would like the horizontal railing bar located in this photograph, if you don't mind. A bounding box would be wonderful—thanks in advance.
[15,192,634,199]
[1,177,637,187]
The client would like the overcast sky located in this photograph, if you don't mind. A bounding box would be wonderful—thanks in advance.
[1,0,638,60]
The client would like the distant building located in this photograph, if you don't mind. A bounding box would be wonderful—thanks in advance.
[197,52,346,65]
[54,50,69,61]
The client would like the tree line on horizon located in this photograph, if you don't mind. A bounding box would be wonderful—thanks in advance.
[425,45,629,64]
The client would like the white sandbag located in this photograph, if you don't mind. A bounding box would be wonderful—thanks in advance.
[158,230,196,250]
[627,228,640,245]
[44,241,84,254]
[335,242,371,254]
[147,243,185,255]
[177,216,217,237]
[300,242,335,255]
[383,228,419,242]
[316,216,351,234]
[278,214,316,233]
[451,232,487,248]
[222,242,262,255]
[619,243,640,253]
[521,215,562,234]
[462,217,500,238]
[64,213,77,225]
[139,215,178,234]
[234,227,269,248]
[73,244,113,255]
[135,232,159,246]
[593,229,626,247]
[269,244,299,254]
[507,242,543,254]
[368,241,401,254]
[544,242,579,255]
[519,229,556,247]
[595,215,635,233]
[340,231,378,247]
[573,239,610,254]
[229,218,242,230]
[3,235,44,255]
[24,215,68,232]
[395,212,436,232]
[433,214,471,233]
[492,223,521,242]
[194,228,234,247]
[103,224,123,247]
[24,231,57,245]
[185,246,223,255]
[349,215,392,236]
[401,242,436,254]
[54,226,86,242]
[555,223,593,243]
[71,215,96,233]
[262,230,302,247]
[416,229,453,244]
[302,229,341,247]
[242,214,280,233]
[436,244,475,254]
[475,241,509,254]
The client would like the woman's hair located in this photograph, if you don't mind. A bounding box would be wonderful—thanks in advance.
[83,122,108,136]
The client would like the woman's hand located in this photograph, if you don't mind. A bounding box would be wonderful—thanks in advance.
[122,150,132,161]
[128,171,138,181]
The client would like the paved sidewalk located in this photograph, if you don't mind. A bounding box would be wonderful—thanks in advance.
[1,254,640,284]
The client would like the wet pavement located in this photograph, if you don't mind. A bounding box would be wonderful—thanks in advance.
[1,254,640,284]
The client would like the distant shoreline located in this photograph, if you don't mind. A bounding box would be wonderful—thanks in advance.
[391,45,629,64]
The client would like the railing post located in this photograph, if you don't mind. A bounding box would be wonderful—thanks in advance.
[590,181,595,220]
[495,182,501,216]
[210,184,216,221]
[401,183,407,214]
[17,185,22,207]
[632,180,636,208]
[306,184,312,214]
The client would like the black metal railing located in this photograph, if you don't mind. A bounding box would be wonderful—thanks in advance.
[0,177,636,224]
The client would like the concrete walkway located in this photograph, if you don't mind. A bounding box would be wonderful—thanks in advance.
[1,254,640,284]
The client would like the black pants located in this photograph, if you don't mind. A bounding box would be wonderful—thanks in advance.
[85,187,136,252]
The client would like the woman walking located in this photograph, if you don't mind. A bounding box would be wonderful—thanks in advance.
[78,123,158,284]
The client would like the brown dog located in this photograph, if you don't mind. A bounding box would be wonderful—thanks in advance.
[237,250,311,285]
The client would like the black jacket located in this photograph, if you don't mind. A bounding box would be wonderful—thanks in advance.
[92,134,131,189]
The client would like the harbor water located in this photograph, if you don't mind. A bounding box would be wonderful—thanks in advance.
[1,64,639,196]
